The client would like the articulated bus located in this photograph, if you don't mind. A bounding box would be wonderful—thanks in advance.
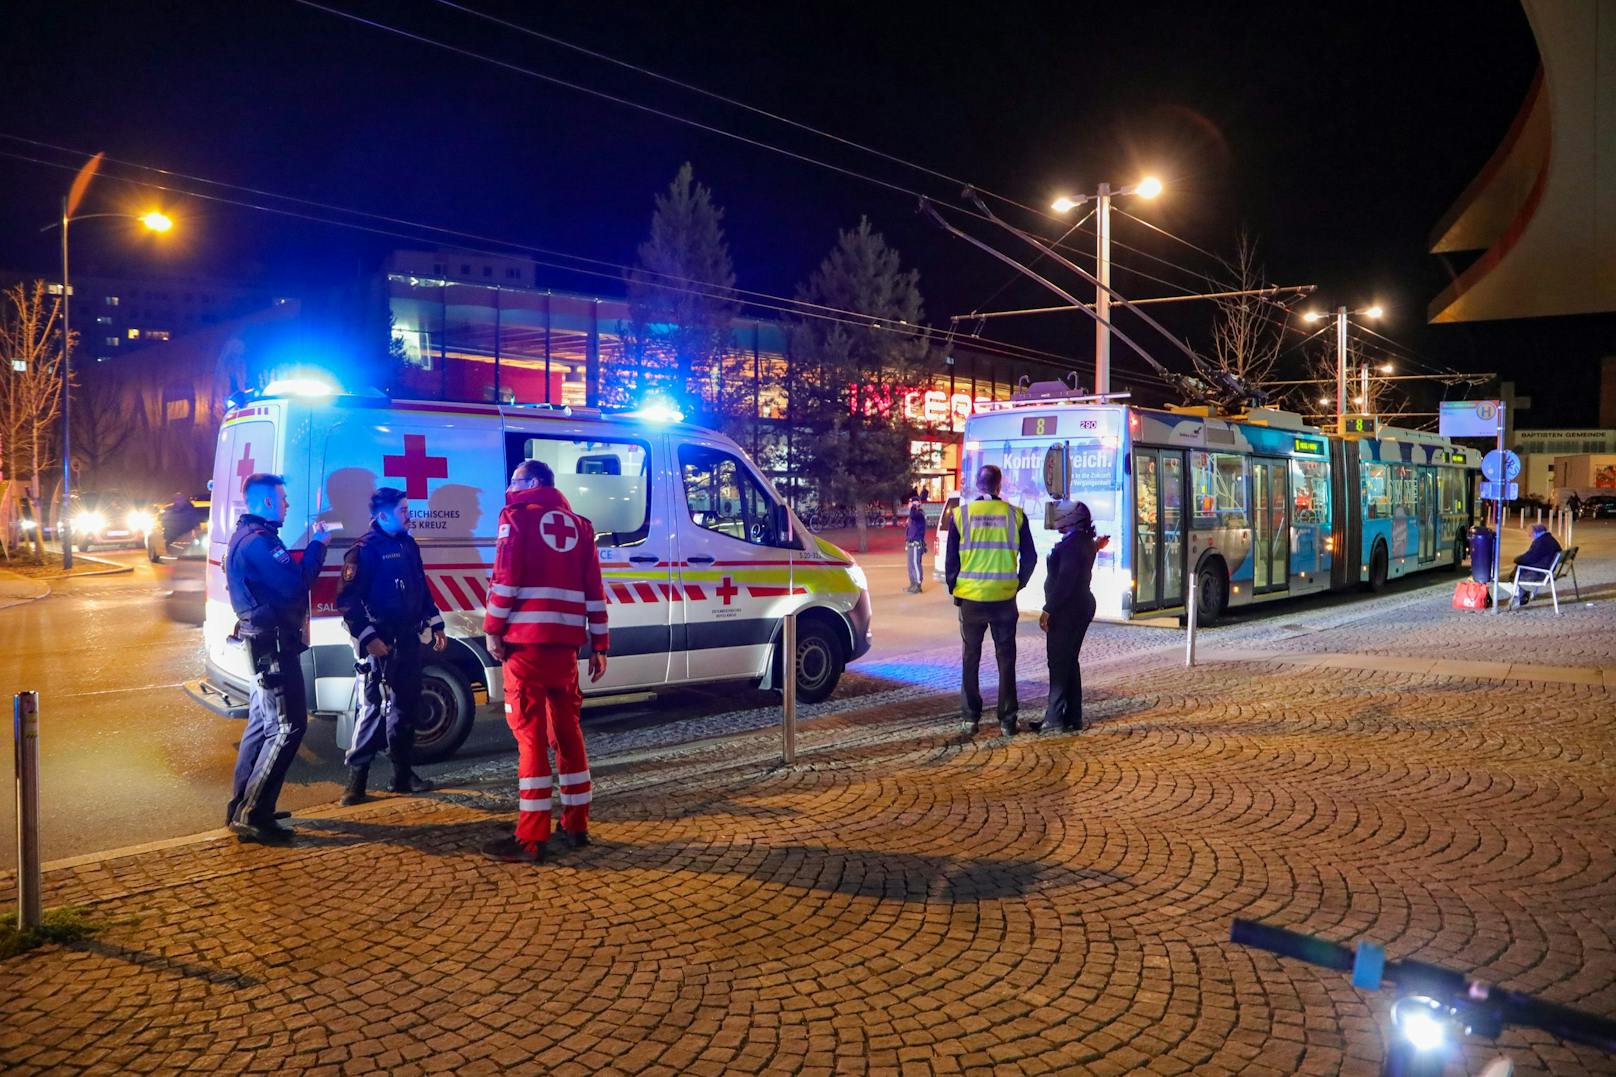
[956,390,1481,623]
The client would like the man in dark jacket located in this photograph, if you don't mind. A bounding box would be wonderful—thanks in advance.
[904,498,928,593]
[224,473,332,844]
[334,487,447,806]
[1508,522,1562,608]
[1030,500,1110,734]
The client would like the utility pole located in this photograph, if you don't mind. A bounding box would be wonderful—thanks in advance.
[1095,183,1112,396]
[59,196,72,571]
[1334,305,1348,434]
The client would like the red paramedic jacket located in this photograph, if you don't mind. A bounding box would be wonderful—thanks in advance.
[484,486,609,652]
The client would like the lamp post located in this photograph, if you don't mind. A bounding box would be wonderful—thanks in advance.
[1050,176,1162,396]
[1303,303,1381,434]
[45,208,173,569]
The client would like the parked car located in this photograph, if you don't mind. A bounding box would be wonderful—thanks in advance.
[1580,495,1616,519]
[69,492,151,552]
[146,495,210,562]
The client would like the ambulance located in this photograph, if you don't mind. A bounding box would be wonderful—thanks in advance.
[188,385,873,762]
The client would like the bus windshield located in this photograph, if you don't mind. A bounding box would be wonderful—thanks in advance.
[963,437,1121,525]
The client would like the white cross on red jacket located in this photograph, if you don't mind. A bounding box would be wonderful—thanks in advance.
[483,486,609,652]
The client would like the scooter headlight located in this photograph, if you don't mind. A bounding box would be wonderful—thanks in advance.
[1392,996,1455,1053]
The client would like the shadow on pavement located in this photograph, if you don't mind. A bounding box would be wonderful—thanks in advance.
[70,937,261,989]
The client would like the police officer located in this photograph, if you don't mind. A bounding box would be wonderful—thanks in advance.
[225,473,332,844]
[335,487,447,805]
[945,464,1037,735]
[481,459,609,865]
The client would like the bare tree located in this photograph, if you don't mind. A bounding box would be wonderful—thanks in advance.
[1295,338,1405,423]
[1197,231,1285,395]
[72,366,140,489]
[0,281,69,557]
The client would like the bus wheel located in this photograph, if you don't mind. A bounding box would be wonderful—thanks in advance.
[1193,561,1228,626]
[414,663,476,764]
[1365,542,1389,592]
[794,620,845,704]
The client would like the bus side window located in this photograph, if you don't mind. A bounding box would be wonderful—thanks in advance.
[1212,453,1248,529]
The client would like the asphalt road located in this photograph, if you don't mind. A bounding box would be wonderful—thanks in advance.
[0,534,1510,863]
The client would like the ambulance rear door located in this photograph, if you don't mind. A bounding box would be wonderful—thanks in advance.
[672,436,802,684]
[203,406,282,688]
[503,422,675,689]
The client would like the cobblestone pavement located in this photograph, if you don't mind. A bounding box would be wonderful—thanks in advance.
[3,528,1615,1075]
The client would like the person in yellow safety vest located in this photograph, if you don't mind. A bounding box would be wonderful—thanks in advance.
[944,464,1038,735]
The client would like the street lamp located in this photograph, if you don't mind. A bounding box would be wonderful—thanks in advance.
[1299,303,1381,434]
[1049,175,1163,396]
[43,205,174,568]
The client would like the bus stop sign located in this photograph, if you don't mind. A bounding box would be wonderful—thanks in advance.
[1481,449,1521,483]
[1440,400,1504,438]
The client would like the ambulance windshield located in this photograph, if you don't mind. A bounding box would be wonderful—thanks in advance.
[509,434,651,547]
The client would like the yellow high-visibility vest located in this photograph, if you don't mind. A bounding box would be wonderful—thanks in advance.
[953,498,1024,601]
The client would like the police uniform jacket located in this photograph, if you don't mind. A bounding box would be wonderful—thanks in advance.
[226,513,329,652]
[335,522,445,651]
[483,485,609,651]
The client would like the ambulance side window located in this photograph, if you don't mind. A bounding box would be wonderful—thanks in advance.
[504,433,651,547]
[679,445,788,548]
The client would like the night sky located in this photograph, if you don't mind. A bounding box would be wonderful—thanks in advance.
[2,1,1608,424]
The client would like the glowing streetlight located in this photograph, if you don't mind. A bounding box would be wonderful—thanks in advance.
[1303,311,1323,323]
[1380,363,1395,374]
[1300,301,1384,434]
[1047,175,1165,394]
[1365,304,1384,319]
[139,210,174,233]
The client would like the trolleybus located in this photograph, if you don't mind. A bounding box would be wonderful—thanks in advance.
[955,387,1481,623]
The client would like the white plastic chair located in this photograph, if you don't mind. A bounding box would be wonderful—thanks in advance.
[1506,550,1569,615]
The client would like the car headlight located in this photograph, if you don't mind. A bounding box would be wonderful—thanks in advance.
[73,512,106,533]
[847,563,868,592]
[127,510,154,533]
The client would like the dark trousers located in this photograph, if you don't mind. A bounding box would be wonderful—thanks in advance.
[228,641,308,826]
[345,631,424,772]
[959,598,1019,721]
[1045,598,1096,729]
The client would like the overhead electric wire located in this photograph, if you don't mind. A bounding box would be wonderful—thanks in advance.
[0,145,1128,384]
[291,1,1246,311]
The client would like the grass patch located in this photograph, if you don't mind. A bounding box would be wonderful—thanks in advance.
[0,905,112,959]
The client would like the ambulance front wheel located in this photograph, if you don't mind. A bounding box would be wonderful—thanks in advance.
[793,620,845,704]
[413,663,475,764]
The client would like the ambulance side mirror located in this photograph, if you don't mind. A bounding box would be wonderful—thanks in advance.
[772,502,794,546]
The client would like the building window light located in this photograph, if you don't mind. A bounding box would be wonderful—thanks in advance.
[104,336,120,347]
[105,295,119,305]
[149,329,170,341]
[127,328,141,339]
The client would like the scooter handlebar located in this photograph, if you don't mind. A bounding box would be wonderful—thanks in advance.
[1229,919,1353,971]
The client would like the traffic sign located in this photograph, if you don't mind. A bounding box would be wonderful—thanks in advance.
[1479,481,1518,501]
[1439,400,1504,438]
[1481,449,1521,483]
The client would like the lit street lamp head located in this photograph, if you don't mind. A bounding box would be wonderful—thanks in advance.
[140,210,173,232]
[1135,176,1163,199]
[1364,304,1384,318]
[1050,195,1080,213]
[1303,311,1323,322]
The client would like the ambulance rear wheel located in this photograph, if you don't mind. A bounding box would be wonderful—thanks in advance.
[414,663,475,764]
[794,621,844,704]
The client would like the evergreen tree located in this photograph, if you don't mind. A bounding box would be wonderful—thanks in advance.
[624,164,739,419]
[788,217,930,552]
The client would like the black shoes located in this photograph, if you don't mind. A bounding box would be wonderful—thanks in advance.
[390,771,435,794]
[962,714,981,735]
[482,836,545,864]
[999,714,1021,736]
[230,818,295,845]
[340,766,369,806]
[560,825,590,850]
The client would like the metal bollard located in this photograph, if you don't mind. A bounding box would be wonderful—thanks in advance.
[13,692,41,931]
[781,613,797,765]
[1184,577,1199,668]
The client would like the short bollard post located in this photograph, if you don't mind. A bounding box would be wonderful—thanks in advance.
[13,691,41,932]
[781,613,797,765]
[1184,577,1199,668]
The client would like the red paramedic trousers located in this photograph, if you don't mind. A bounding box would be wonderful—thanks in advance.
[503,643,592,848]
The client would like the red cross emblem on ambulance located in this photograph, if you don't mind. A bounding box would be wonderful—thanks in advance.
[540,510,579,553]
[383,434,448,499]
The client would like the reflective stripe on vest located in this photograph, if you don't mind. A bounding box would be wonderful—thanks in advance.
[954,499,1023,601]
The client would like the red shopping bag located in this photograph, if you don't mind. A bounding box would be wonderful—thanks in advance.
[1453,580,1489,611]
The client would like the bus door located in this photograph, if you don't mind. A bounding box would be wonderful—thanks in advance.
[1132,448,1185,610]
[1416,466,1437,562]
[1251,457,1289,593]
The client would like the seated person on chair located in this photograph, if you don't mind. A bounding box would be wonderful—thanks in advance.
[1508,522,1562,608]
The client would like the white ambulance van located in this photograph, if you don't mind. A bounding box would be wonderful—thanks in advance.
[187,387,873,762]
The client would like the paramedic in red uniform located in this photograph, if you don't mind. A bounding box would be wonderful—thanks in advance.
[480,459,609,864]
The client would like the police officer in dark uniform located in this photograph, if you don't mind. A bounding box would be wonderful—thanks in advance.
[335,487,446,806]
[225,473,332,844]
